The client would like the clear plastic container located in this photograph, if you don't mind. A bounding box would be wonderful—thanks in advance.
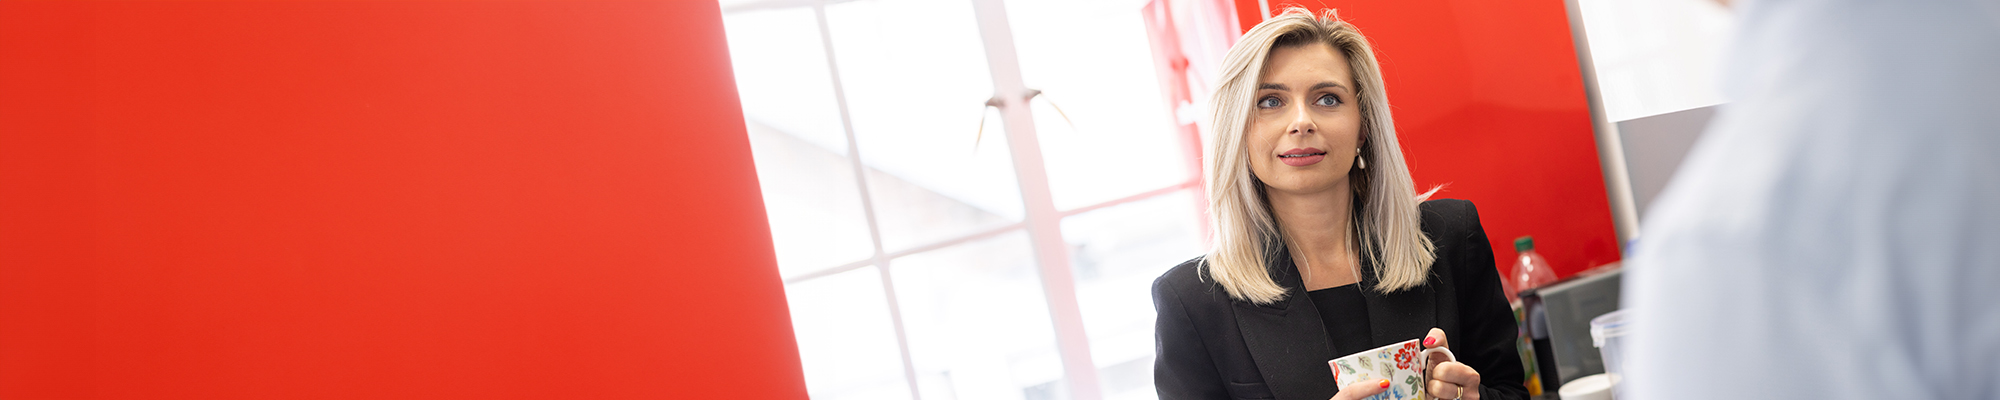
[1590,309,1630,398]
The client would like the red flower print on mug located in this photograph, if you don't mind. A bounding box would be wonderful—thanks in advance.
[1395,342,1417,370]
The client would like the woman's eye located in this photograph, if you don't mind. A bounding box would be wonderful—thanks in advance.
[1316,94,1341,106]
[1258,96,1283,108]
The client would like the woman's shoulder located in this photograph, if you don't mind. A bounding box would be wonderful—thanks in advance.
[1419,198,1484,240]
[1419,199,1494,270]
[1153,256,1211,296]
[1152,256,1242,322]
[1153,256,1243,307]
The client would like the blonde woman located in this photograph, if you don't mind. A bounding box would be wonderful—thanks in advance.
[1152,8,1526,400]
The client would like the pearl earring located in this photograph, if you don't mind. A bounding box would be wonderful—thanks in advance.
[1356,148,1366,169]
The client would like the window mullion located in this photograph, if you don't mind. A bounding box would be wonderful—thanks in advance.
[813,4,923,400]
[966,0,1103,399]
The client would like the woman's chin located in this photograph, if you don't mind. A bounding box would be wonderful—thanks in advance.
[1264,177,1351,196]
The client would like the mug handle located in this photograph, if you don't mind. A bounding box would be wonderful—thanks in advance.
[1420,347,1456,383]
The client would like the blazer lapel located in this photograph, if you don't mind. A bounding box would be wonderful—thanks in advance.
[1359,249,1439,347]
[1233,245,1339,400]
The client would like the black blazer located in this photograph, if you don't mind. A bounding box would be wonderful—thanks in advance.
[1152,199,1527,400]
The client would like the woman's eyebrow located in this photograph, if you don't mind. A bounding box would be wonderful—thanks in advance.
[1310,82,1348,92]
[1256,82,1347,92]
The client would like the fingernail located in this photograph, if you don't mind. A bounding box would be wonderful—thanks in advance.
[1423,337,1437,347]
[1379,379,1390,388]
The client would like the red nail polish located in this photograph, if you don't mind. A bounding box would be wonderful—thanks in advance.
[1379,379,1390,388]
[1424,337,1437,347]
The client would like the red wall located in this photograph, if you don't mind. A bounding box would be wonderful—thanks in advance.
[1240,0,1622,277]
[0,1,806,398]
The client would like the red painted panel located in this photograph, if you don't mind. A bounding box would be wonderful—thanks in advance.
[1235,0,1267,39]
[0,1,805,398]
[1242,0,1621,277]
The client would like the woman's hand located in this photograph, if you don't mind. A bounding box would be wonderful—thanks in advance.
[1329,378,1391,400]
[1423,328,1481,400]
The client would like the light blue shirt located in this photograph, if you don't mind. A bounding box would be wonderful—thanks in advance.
[1623,1,2000,399]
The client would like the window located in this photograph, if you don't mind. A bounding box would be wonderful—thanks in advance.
[721,1,1206,399]
[1574,0,1734,121]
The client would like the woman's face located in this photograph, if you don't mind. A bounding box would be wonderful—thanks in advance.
[1246,43,1364,197]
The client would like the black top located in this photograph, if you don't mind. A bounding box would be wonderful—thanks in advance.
[1151,199,1527,400]
[1307,284,1374,357]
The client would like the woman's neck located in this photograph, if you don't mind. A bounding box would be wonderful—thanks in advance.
[1268,182,1360,290]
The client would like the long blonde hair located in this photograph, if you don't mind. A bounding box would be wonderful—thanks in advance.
[1203,8,1435,304]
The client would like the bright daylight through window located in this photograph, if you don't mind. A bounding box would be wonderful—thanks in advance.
[721,0,1205,399]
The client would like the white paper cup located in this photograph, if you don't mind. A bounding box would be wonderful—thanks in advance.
[1559,373,1619,400]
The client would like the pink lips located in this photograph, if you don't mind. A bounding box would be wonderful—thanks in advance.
[1278,147,1327,167]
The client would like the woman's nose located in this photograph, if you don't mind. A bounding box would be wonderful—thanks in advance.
[1287,104,1316,135]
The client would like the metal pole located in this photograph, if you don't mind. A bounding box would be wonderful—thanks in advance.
[1563,0,1642,251]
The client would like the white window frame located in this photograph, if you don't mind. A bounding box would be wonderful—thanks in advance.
[725,1,1204,399]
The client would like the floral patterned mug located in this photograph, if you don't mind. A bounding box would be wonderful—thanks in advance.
[1328,338,1457,400]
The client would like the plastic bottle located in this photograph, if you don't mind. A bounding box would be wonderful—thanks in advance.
[1511,236,1558,297]
[1508,236,1560,397]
